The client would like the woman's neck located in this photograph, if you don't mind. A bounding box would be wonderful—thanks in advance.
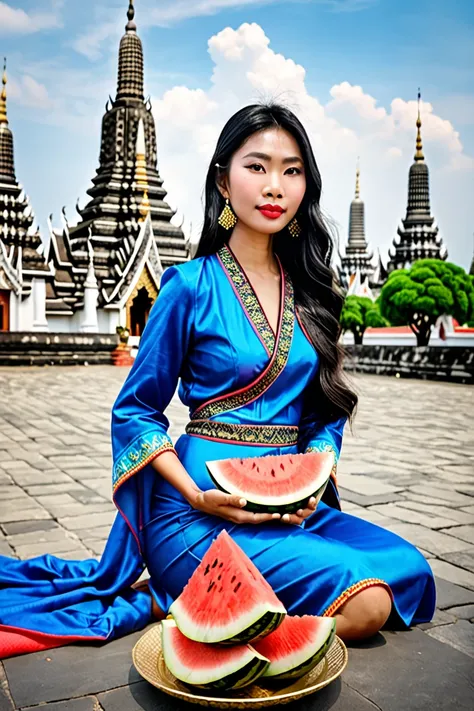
[227,225,278,276]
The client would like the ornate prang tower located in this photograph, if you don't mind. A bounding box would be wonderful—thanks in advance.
[339,162,374,290]
[387,91,447,273]
[0,59,50,331]
[67,0,189,302]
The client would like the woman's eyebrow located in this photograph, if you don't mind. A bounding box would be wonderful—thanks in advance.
[242,151,303,165]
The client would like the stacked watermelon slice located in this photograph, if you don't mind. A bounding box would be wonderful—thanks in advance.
[162,530,337,691]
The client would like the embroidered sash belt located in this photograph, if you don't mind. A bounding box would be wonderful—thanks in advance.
[185,419,299,447]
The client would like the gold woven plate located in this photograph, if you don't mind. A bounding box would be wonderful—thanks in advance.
[132,623,348,709]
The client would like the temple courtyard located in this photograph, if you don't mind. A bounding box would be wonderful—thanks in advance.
[0,366,473,711]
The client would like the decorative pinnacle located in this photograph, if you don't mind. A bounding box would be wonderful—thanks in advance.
[415,88,424,162]
[126,0,136,32]
[0,58,8,125]
[355,158,360,199]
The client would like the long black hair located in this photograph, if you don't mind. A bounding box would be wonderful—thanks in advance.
[194,102,357,424]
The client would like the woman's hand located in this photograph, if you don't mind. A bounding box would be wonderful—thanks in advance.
[189,488,281,525]
[280,497,317,525]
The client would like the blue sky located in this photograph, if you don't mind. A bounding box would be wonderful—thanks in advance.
[1,0,473,269]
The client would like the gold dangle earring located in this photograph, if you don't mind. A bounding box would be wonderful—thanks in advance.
[218,198,238,230]
[288,216,301,238]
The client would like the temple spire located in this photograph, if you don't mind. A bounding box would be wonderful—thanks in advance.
[354,158,360,199]
[126,0,136,32]
[0,58,8,126]
[117,0,144,100]
[414,89,424,163]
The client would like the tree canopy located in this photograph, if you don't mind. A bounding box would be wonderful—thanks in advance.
[340,295,388,344]
[379,260,474,345]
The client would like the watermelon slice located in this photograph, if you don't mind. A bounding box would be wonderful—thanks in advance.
[206,451,334,514]
[252,615,336,680]
[169,530,286,644]
[161,619,270,690]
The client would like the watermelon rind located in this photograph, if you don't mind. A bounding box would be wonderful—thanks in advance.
[169,598,286,645]
[206,452,334,515]
[254,616,337,680]
[161,619,270,690]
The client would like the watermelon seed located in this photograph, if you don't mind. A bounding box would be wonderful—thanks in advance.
[271,468,275,477]
[257,467,260,473]
[217,574,222,580]
[212,558,218,568]
[219,586,223,593]
[231,575,236,584]
[252,462,256,469]
[203,564,210,576]
[207,581,215,593]
[280,463,285,470]
[219,562,223,567]
[234,582,241,593]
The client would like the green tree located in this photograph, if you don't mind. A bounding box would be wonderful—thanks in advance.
[379,260,474,346]
[340,295,388,345]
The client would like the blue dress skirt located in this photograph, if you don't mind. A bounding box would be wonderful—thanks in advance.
[0,244,435,657]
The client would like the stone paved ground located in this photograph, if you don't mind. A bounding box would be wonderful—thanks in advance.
[0,366,473,711]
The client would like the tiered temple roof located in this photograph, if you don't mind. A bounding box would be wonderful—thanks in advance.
[387,92,447,273]
[47,0,189,313]
[339,164,375,290]
[0,59,51,299]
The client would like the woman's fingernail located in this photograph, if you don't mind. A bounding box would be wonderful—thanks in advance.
[283,514,290,522]
[272,512,280,519]
[239,499,247,506]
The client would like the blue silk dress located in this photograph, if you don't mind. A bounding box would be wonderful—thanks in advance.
[0,243,435,658]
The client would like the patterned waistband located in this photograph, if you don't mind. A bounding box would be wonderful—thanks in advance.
[185,419,299,447]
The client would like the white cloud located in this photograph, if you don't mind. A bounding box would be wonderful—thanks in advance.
[71,0,378,60]
[0,1,62,35]
[8,74,52,109]
[146,22,473,269]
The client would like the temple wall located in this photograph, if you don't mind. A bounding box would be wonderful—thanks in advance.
[343,344,473,384]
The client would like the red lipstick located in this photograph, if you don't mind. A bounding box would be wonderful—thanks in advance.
[257,204,285,220]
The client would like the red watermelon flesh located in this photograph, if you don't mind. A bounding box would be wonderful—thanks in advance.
[252,615,336,680]
[169,530,286,645]
[206,451,334,514]
[161,619,270,690]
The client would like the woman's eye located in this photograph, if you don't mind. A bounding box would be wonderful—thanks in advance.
[248,164,264,172]
[247,164,302,175]
[286,167,302,175]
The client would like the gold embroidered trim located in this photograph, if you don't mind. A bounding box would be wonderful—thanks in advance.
[192,259,295,421]
[186,419,299,446]
[322,578,392,618]
[306,443,338,482]
[113,434,176,492]
[218,243,276,354]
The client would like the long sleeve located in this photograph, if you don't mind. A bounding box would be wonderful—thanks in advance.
[111,265,194,491]
[299,398,348,484]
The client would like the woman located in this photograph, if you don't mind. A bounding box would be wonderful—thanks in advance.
[0,103,435,659]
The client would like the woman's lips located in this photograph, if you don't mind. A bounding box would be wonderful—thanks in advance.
[257,207,285,220]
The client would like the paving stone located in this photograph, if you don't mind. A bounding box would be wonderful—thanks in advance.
[435,577,474,609]
[418,608,457,630]
[342,628,474,710]
[22,697,99,711]
[8,471,74,487]
[2,519,60,535]
[58,511,116,531]
[25,483,90,496]
[47,456,101,470]
[461,505,474,514]
[0,486,30,501]
[13,539,89,559]
[2,629,144,706]
[0,662,15,711]
[0,505,52,524]
[338,488,404,506]
[368,503,459,529]
[428,559,474,591]
[337,474,402,496]
[395,501,474,525]
[74,525,113,540]
[446,604,474,620]
[406,485,474,507]
[382,522,471,556]
[0,540,14,557]
[6,528,77,546]
[439,525,474,546]
[443,549,474,574]
[426,620,474,659]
